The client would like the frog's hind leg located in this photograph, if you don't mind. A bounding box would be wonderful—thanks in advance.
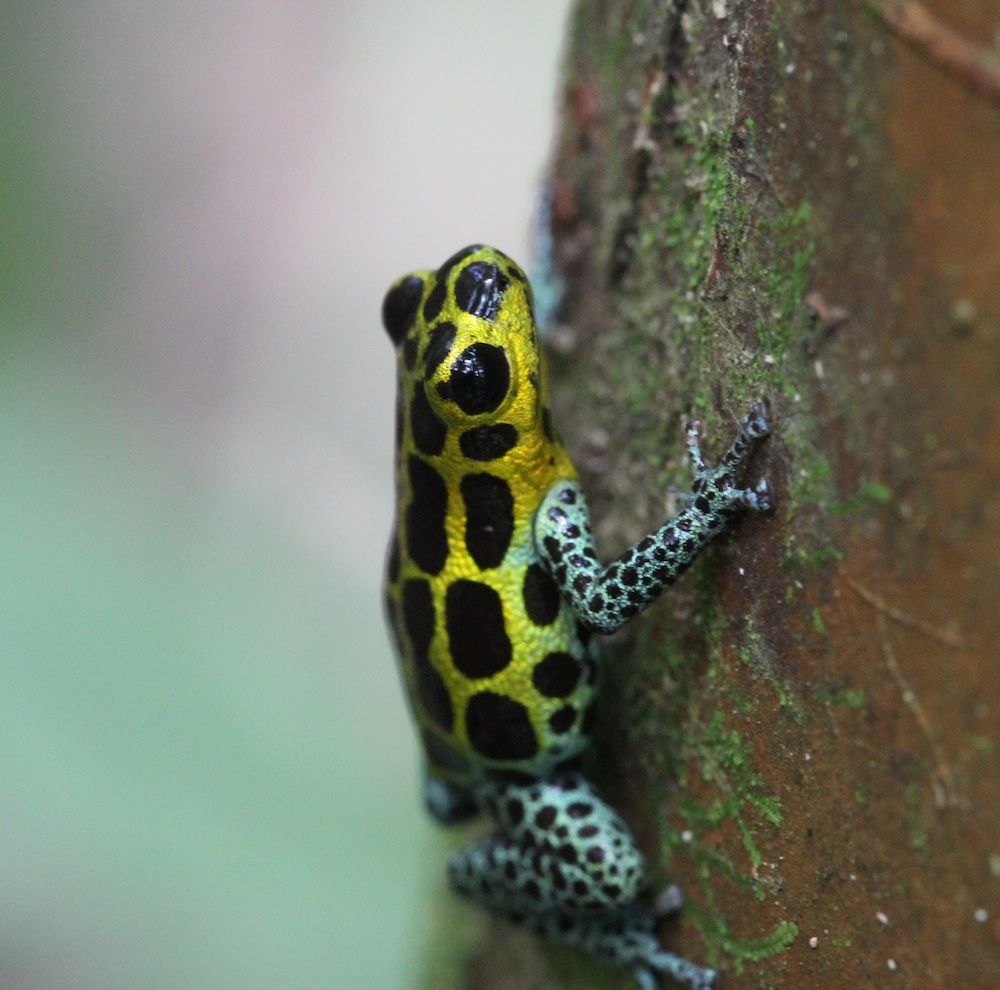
[446,772,715,989]
[447,771,645,918]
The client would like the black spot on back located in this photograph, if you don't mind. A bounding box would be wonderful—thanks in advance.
[394,388,404,450]
[548,705,576,734]
[532,652,583,698]
[410,384,446,456]
[454,262,510,322]
[402,335,418,369]
[422,280,446,323]
[445,343,510,415]
[445,579,512,678]
[461,473,514,569]
[522,563,561,626]
[459,423,518,461]
[402,579,453,730]
[384,593,402,654]
[406,455,448,575]
[386,531,400,583]
[382,275,423,345]
[465,691,539,760]
[402,579,434,658]
[424,322,456,377]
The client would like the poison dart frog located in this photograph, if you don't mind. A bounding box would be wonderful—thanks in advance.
[381,245,772,990]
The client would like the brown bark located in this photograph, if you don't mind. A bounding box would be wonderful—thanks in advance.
[423,2,1000,987]
[870,0,1000,104]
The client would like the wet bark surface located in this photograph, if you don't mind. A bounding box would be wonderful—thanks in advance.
[423,2,1000,987]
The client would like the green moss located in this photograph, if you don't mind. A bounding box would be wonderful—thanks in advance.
[968,734,994,756]
[786,452,836,519]
[830,477,893,515]
[650,636,793,955]
[788,544,843,567]
[685,907,799,974]
[812,685,866,709]
[738,626,801,715]
[753,202,816,372]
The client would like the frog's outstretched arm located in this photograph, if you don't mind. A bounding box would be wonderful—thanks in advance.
[534,402,772,634]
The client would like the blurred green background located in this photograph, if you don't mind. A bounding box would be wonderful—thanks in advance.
[1,3,570,988]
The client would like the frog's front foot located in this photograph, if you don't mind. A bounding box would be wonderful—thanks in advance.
[741,397,771,440]
[685,400,773,516]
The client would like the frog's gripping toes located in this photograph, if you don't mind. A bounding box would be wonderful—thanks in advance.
[381,245,772,989]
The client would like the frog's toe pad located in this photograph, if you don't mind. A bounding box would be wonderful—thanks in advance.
[743,399,770,439]
[653,884,684,917]
[744,477,774,513]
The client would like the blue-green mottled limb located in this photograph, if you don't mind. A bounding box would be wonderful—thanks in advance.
[535,403,773,634]
[447,771,716,990]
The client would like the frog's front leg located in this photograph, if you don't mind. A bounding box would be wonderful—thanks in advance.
[446,772,716,990]
[534,402,772,634]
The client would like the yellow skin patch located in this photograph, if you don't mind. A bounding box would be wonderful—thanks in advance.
[383,245,595,784]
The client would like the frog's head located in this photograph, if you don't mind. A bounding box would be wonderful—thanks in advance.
[382,245,544,440]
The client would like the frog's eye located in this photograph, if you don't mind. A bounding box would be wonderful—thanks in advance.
[382,275,424,345]
[454,262,510,322]
[439,343,510,415]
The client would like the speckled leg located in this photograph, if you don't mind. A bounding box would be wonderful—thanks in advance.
[534,401,772,634]
[448,772,645,915]
[447,773,715,990]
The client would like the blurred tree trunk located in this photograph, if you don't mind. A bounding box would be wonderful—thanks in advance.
[421,2,1000,987]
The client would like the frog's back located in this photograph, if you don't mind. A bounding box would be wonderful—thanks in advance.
[382,246,598,784]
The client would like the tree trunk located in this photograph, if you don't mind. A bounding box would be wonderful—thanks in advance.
[422,2,1000,987]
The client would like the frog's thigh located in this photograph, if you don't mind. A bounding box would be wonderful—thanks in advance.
[447,773,646,915]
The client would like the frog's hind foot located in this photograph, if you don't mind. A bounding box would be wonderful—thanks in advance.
[620,924,716,990]
[537,909,716,990]
[634,947,717,990]
[445,773,714,988]
[738,398,771,442]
